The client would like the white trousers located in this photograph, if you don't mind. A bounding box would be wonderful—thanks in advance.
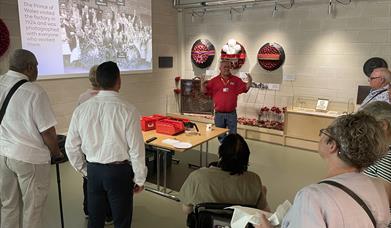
[0,155,50,228]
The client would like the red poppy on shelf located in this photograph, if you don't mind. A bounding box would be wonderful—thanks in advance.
[260,106,270,113]
[174,76,181,82]
[173,88,181,94]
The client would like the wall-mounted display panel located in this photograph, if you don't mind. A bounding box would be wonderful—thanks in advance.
[18,0,152,79]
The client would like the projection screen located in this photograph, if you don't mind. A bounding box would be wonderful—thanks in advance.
[18,0,152,79]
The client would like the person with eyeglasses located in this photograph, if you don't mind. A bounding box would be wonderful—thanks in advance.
[360,67,391,109]
[256,112,390,228]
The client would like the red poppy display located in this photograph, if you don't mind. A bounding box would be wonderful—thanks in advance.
[220,41,246,69]
[191,39,215,68]
[0,18,10,57]
[257,42,285,71]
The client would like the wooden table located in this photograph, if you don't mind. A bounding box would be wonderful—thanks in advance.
[142,122,228,200]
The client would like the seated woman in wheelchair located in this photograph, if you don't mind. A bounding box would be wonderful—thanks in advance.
[179,133,270,218]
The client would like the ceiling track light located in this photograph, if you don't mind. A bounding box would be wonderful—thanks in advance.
[272,1,278,17]
[329,0,352,15]
[328,0,333,15]
[278,0,294,9]
[191,9,206,22]
[229,6,245,20]
[335,0,351,5]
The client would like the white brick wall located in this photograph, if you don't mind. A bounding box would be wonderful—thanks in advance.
[0,0,179,132]
[180,0,391,113]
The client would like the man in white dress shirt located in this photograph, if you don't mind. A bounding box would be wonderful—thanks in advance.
[0,49,63,228]
[65,61,147,228]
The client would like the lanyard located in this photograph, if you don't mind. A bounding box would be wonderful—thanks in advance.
[220,76,230,87]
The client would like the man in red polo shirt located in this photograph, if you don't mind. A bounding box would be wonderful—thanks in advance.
[201,60,252,142]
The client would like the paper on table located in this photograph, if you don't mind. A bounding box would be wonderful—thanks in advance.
[161,139,180,146]
[172,142,192,149]
[228,200,292,228]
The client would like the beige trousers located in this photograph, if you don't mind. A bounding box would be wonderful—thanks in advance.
[0,155,50,228]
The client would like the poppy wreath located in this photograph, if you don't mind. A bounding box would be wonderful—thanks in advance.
[0,18,10,57]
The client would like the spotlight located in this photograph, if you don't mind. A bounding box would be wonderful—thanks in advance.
[272,1,278,17]
[328,0,333,15]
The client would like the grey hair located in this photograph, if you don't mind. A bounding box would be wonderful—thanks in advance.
[9,49,37,73]
[360,101,391,126]
[328,112,387,169]
[88,65,99,87]
[374,67,391,84]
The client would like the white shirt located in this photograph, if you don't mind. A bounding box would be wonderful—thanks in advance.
[65,90,147,186]
[0,70,57,164]
[282,172,390,228]
[360,85,390,109]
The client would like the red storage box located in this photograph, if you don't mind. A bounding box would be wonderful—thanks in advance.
[155,119,185,135]
[167,116,190,124]
[141,114,167,131]
[141,117,157,131]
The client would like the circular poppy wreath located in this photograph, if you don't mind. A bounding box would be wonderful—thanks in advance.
[257,42,285,71]
[0,18,10,57]
[220,42,246,70]
[191,39,215,68]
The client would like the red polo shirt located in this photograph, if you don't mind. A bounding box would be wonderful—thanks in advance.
[205,74,248,112]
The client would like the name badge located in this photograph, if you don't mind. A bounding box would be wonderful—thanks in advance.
[223,87,229,92]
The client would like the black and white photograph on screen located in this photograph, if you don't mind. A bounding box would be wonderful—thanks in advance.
[59,0,152,73]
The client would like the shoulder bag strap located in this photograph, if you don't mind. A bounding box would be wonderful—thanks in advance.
[319,180,376,228]
[0,79,28,125]
[362,88,388,107]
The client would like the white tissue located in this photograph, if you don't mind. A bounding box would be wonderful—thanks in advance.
[228,200,292,228]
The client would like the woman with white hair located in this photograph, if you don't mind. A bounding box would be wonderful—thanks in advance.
[77,65,99,105]
[257,112,390,227]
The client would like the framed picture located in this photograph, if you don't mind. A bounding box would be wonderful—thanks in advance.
[180,79,213,115]
[316,98,329,111]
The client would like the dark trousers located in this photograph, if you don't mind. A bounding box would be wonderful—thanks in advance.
[87,162,134,228]
[83,177,112,218]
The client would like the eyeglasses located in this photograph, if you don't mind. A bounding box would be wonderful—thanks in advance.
[319,128,337,142]
[319,128,342,151]
[319,128,340,148]
[319,129,350,160]
[368,76,382,81]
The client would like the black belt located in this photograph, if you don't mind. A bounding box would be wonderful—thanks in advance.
[215,110,236,114]
[88,160,129,165]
